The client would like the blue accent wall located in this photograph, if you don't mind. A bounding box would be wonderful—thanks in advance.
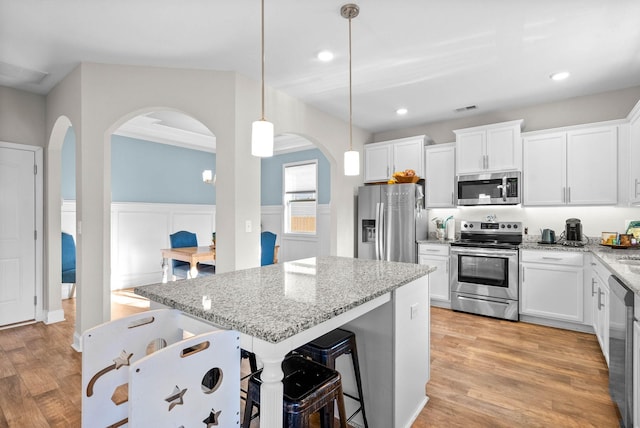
[61,130,330,206]
[260,148,331,205]
[61,130,216,204]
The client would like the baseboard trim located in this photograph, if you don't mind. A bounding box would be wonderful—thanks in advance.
[45,309,65,324]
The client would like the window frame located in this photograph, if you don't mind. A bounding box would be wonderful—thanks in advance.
[282,159,318,236]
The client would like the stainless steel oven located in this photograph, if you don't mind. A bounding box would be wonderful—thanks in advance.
[450,221,522,321]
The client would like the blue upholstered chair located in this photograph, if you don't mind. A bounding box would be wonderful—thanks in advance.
[61,232,77,298]
[169,231,215,279]
[260,231,279,266]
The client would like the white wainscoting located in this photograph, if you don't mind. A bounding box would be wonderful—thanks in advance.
[260,204,331,263]
[61,201,330,291]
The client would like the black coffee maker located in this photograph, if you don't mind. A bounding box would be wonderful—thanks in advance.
[565,218,583,242]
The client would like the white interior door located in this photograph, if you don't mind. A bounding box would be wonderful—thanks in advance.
[0,147,36,325]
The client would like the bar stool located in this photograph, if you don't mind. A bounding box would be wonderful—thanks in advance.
[242,354,347,428]
[295,328,369,428]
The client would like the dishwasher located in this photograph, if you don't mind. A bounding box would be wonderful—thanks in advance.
[608,274,634,428]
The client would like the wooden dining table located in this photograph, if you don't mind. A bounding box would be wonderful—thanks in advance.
[160,246,216,283]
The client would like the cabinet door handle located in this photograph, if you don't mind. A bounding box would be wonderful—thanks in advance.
[567,187,571,203]
[521,267,524,282]
[386,166,389,177]
[451,192,454,206]
[541,257,562,261]
[635,178,640,198]
[424,249,441,252]
[597,288,604,310]
[591,278,596,296]
[562,187,566,203]
[485,155,489,170]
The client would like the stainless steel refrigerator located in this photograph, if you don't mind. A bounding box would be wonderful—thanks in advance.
[357,183,427,263]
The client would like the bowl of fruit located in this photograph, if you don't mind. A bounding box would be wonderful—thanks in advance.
[391,169,420,183]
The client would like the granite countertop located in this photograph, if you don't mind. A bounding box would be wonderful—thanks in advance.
[134,256,434,344]
[517,239,640,294]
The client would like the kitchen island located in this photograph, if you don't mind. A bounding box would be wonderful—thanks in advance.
[134,256,435,428]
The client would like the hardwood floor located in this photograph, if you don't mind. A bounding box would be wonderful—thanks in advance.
[413,307,619,428]
[0,298,619,427]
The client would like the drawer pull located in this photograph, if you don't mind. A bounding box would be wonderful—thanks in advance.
[541,257,563,261]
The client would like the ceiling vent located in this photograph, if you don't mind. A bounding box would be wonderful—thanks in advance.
[454,105,477,113]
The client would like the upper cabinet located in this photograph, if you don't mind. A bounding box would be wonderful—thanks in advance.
[454,120,523,174]
[425,143,455,207]
[364,135,425,183]
[628,101,640,204]
[523,124,618,206]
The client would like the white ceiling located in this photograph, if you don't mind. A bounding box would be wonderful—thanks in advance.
[2,0,640,135]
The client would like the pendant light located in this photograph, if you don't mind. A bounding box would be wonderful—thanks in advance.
[251,0,274,157]
[342,4,360,176]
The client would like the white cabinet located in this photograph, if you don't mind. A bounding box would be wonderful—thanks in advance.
[418,243,450,305]
[589,256,610,365]
[523,124,618,206]
[425,143,455,207]
[454,120,523,174]
[628,100,640,204]
[364,135,425,183]
[520,251,584,323]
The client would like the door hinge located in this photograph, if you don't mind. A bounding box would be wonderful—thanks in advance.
[34,164,37,175]
[34,295,37,305]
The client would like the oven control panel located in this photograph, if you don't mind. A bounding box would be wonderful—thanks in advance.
[460,221,522,233]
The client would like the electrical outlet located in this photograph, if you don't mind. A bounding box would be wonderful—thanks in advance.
[245,220,252,233]
[410,303,419,319]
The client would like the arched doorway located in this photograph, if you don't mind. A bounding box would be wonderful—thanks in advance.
[108,110,217,291]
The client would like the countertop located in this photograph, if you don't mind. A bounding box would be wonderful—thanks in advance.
[520,241,640,294]
[418,238,640,294]
[134,256,434,344]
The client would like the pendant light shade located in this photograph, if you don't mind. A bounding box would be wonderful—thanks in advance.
[342,3,360,176]
[252,0,274,158]
[251,119,274,157]
[344,150,360,176]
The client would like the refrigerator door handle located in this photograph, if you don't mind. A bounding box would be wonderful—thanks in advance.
[375,202,381,260]
[379,202,386,260]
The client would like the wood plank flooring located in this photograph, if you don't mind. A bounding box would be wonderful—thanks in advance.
[0,296,619,427]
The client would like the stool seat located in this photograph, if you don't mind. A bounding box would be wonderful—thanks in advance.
[295,328,369,428]
[242,355,347,428]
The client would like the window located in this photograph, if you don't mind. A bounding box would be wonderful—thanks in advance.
[284,161,317,235]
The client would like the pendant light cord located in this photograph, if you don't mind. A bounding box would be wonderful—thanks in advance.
[260,0,266,121]
[348,15,353,151]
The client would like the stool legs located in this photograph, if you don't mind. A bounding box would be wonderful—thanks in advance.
[347,337,369,428]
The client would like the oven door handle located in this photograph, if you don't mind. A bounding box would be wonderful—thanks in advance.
[450,247,518,258]
[455,295,511,306]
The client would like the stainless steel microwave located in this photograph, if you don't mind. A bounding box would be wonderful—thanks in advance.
[456,171,521,206]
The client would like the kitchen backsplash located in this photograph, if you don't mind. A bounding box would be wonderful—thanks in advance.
[427,205,640,238]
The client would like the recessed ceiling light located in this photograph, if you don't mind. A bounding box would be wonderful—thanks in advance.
[317,50,334,62]
[550,71,570,81]
[396,108,408,116]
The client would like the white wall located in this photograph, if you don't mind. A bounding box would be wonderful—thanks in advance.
[0,85,46,147]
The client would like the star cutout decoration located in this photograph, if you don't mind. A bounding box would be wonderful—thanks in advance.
[203,409,222,427]
[165,385,188,411]
[113,350,133,369]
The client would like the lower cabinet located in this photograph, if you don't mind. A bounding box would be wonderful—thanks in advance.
[418,243,450,306]
[590,256,610,365]
[520,251,584,323]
